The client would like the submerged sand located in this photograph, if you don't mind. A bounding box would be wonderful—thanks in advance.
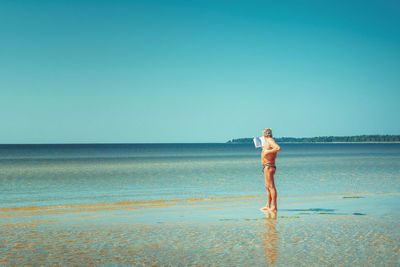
[1,192,399,266]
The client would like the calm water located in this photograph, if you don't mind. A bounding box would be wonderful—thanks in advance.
[1,143,399,265]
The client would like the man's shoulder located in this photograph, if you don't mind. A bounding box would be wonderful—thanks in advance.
[266,137,275,143]
[268,137,278,143]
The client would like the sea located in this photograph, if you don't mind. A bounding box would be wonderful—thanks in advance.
[1,143,399,266]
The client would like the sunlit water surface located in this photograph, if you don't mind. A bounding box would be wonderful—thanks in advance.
[1,143,399,265]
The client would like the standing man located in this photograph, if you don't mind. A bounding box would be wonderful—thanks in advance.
[260,128,281,212]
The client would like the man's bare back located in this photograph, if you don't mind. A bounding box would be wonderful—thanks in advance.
[260,129,281,213]
[262,138,278,167]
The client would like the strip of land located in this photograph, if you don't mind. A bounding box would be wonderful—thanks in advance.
[227,135,400,143]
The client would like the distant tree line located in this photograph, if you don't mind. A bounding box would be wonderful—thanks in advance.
[227,135,400,143]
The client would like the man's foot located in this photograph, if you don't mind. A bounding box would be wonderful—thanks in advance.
[260,206,271,212]
[270,206,277,213]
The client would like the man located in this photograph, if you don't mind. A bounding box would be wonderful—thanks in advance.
[260,128,281,212]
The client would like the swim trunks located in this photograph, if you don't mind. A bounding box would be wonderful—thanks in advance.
[262,164,276,172]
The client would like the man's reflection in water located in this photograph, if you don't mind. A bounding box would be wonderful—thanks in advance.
[262,211,278,265]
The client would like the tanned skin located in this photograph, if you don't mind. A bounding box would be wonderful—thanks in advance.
[260,136,281,212]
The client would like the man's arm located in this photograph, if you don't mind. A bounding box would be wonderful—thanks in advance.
[262,139,281,154]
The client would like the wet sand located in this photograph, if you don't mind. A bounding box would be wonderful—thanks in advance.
[1,192,399,266]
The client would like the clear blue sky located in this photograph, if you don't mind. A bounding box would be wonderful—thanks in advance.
[1,0,399,143]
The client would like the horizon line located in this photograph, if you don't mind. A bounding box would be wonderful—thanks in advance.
[1,134,400,145]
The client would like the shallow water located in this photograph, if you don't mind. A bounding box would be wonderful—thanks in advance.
[0,143,399,265]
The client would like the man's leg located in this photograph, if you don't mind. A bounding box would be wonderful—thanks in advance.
[266,188,272,209]
[261,168,272,211]
[268,170,277,212]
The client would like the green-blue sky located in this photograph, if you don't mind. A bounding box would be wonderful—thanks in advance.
[1,0,399,143]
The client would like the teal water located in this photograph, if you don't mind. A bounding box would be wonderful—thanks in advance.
[1,143,399,265]
[1,143,399,207]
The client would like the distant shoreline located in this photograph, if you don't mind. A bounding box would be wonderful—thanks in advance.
[228,141,400,144]
[227,135,400,144]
